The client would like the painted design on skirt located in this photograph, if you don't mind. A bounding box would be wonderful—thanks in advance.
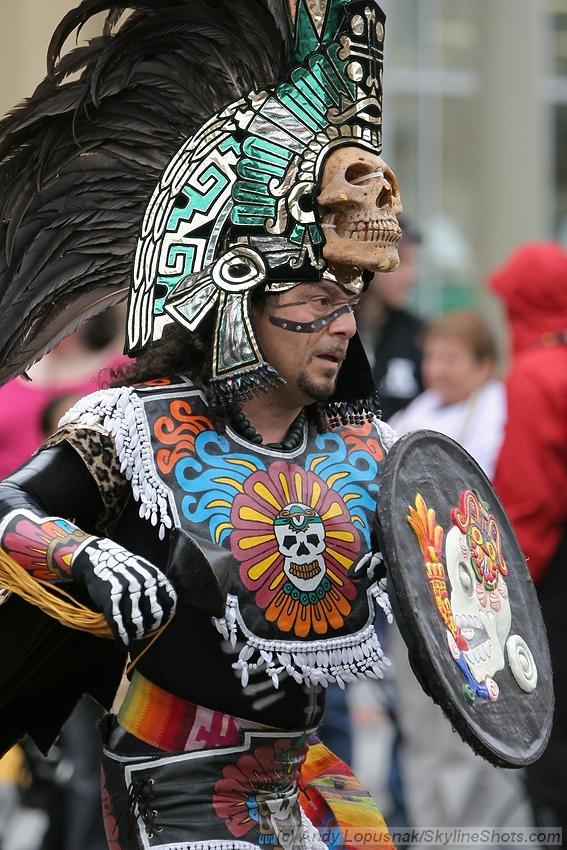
[213,737,305,848]
[101,780,122,850]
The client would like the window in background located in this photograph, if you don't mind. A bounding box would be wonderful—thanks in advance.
[548,0,567,76]
[382,0,479,315]
[547,0,567,239]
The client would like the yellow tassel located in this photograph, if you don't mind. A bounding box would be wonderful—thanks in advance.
[0,549,111,638]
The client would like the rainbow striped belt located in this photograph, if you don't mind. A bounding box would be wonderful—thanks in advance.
[117,670,262,752]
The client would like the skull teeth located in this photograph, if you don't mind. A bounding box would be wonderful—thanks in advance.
[335,219,402,245]
[464,637,493,666]
[289,560,323,580]
[455,613,495,669]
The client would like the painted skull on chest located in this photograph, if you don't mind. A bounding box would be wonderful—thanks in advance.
[274,503,326,592]
[256,793,301,850]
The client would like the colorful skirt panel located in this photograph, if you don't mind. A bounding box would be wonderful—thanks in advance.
[100,714,327,850]
[103,675,393,850]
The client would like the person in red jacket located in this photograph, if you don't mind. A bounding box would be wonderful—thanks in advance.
[491,242,567,838]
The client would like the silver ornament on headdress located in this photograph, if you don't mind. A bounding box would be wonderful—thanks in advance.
[0,0,394,426]
[129,0,388,409]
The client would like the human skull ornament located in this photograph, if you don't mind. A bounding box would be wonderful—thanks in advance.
[317,145,402,274]
[445,526,512,685]
[274,503,326,592]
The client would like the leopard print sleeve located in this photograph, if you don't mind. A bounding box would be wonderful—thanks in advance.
[42,425,130,534]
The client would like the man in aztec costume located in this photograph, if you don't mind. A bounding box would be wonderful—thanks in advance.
[0,0,406,847]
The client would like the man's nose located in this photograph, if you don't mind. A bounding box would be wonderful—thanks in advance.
[328,304,357,338]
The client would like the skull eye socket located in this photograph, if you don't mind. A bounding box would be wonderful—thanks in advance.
[307,533,321,546]
[345,163,376,187]
[470,526,483,546]
[458,560,475,597]
[282,535,296,550]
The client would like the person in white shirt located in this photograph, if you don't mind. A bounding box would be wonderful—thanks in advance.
[390,310,506,477]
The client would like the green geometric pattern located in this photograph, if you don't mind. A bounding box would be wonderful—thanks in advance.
[130,0,386,364]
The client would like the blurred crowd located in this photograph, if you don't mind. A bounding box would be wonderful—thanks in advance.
[0,230,566,849]
[0,308,126,850]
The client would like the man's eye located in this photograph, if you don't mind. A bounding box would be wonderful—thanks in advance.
[312,297,330,307]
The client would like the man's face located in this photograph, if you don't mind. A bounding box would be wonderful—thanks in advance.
[253,282,359,407]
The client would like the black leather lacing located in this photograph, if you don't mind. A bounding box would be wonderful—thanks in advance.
[127,777,163,838]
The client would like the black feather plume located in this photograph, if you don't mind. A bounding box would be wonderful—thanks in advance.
[0,0,292,384]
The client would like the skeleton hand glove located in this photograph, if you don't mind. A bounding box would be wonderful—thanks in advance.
[71,537,177,648]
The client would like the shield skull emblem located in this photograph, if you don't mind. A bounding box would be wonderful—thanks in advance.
[376,430,553,767]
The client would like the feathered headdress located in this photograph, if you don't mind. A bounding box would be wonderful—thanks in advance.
[0,0,400,419]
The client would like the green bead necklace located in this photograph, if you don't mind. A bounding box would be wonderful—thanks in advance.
[230,409,307,451]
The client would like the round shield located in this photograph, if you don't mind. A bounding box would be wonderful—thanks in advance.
[376,430,553,768]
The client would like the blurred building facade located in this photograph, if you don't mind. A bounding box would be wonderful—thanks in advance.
[380,0,567,314]
[0,0,566,313]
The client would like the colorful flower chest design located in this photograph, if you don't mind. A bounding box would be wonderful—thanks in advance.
[131,379,388,689]
[60,378,391,688]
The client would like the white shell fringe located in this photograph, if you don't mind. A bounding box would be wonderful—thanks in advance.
[372,417,398,452]
[213,589,391,691]
[59,388,173,540]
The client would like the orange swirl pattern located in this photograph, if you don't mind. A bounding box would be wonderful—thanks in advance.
[343,421,384,462]
[154,400,213,475]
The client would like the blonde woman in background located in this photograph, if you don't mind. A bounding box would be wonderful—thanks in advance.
[390,311,505,477]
